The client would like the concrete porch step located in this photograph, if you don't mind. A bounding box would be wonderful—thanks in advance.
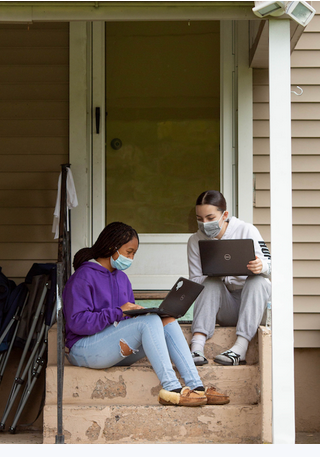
[44,325,271,444]
[48,324,259,366]
[43,403,262,444]
[46,363,260,406]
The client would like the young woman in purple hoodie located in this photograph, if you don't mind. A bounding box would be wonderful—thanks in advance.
[63,221,229,407]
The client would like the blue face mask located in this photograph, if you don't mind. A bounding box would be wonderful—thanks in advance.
[110,251,133,271]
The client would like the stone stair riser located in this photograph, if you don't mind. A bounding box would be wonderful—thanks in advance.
[46,364,260,406]
[47,325,259,365]
[43,404,261,444]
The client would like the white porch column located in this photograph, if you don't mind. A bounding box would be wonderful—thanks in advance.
[220,21,234,213]
[268,19,295,443]
[237,21,253,224]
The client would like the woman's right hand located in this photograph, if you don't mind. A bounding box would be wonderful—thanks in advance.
[121,302,145,317]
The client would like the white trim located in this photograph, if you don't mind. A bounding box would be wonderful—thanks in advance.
[126,275,187,290]
[0,3,258,23]
[136,234,191,244]
[92,22,106,243]
[220,20,235,214]
[237,21,253,224]
[269,18,295,444]
[69,22,92,262]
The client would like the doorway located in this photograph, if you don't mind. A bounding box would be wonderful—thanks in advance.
[70,20,246,290]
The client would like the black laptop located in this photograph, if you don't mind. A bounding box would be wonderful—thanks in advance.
[123,277,204,318]
[199,239,256,277]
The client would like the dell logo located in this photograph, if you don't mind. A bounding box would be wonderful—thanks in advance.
[224,254,231,261]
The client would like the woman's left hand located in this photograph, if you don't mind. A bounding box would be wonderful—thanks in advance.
[247,256,263,274]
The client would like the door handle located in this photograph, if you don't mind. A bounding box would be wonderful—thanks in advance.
[111,138,122,150]
[95,107,100,134]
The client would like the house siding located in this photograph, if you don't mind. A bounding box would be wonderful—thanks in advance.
[0,22,69,284]
[253,3,320,348]
[0,13,318,348]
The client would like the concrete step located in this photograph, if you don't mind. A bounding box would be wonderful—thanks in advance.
[46,363,260,406]
[44,325,271,444]
[48,324,259,366]
[181,325,259,364]
[43,403,262,444]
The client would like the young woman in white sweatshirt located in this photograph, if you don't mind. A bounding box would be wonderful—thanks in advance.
[188,190,271,366]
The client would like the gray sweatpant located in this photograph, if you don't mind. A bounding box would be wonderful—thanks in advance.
[191,275,271,341]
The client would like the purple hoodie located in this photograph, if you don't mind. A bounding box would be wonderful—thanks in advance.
[62,261,135,349]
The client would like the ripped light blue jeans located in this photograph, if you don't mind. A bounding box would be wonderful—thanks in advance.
[67,314,203,392]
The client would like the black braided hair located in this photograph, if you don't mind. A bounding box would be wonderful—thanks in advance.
[73,221,139,270]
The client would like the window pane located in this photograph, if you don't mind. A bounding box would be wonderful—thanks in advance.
[106,21,220,233]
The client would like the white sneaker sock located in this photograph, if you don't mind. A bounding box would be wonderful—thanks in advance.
[229,336,249,361]
[190,334,206,354]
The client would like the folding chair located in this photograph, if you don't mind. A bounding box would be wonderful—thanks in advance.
[0,263,56,433]
[0,282,29,385]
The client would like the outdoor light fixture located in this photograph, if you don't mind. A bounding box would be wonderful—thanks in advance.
[252,1,286,17]
[252,1,316,26]
[285,1,316,26]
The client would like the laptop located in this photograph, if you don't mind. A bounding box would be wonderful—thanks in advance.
[199,239,256,277]
[123,277,204,318]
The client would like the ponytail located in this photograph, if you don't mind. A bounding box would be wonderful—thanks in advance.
[73,247,94,271]
[73,222,139,270]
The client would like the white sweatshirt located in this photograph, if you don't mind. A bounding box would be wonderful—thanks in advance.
[187,216,271,290]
